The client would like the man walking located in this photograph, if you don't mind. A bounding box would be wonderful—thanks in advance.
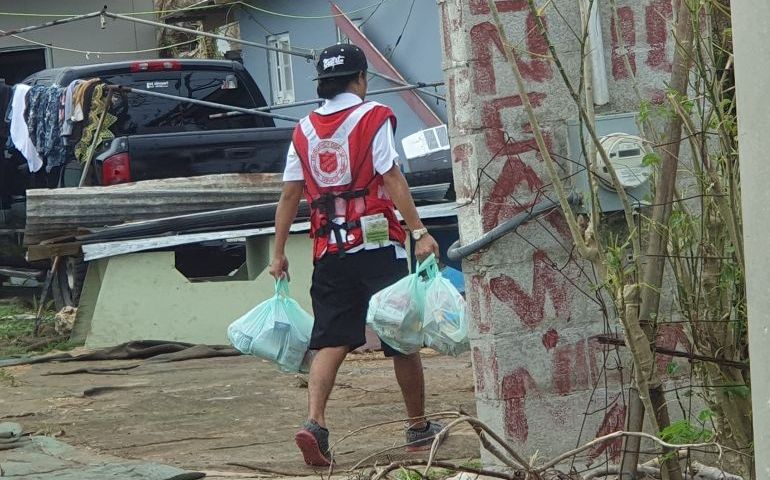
[269,43,444,466]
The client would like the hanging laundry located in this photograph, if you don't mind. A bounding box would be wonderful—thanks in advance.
[0,81,11,146]
[74,83,116,164]
[68,79,100,151]
[8,84,43,173]
[61,79,84,145]
[25,85,67,172]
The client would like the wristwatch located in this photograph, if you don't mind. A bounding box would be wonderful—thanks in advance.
[411,227,429,241]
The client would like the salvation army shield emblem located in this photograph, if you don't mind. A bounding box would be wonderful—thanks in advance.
[319,150,338,174]
[310,139,350,185]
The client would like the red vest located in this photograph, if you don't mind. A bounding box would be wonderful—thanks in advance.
[292,101,407,261]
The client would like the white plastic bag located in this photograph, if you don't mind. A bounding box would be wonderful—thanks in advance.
[227,279,314,373]
[366,255,435,355]
[422,268,469,357]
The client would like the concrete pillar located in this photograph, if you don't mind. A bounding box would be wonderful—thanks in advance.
[731,3,770,478]
[438,0,681,464]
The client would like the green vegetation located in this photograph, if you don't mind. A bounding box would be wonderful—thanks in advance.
[0,299,81,357]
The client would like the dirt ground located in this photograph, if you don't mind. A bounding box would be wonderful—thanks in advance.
[0,349,479,479]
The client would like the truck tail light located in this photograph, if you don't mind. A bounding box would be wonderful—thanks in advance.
[130,60,182,72]
[102,153,132,185]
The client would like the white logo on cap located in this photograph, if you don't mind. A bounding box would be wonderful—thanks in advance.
[323,55,345,70]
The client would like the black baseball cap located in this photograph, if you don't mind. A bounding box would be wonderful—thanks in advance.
[315,43,368,80]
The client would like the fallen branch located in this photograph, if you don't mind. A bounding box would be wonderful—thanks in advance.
[535,430,722,473]
[424,415,529,474]
[340,413,739,480]
[584,461,744,480]
[371,459,521,480]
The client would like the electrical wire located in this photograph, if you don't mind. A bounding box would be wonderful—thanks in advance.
[0,3,231,18]
[0,28,200,56]
[0,0,388,20]
[387,0,415,59]
[239,0,389,20]
[358,0,384,29]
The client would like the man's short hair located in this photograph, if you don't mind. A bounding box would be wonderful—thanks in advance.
[316,72,361,100]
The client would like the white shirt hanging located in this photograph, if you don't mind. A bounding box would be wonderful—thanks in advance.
[9,84,43,173]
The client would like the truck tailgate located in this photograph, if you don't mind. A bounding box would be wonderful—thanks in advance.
[117,127,294,182]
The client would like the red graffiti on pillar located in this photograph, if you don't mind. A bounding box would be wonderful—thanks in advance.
[655,323,691,375]
[473,345,501,396]
[440,1,454,60]
[588,398,626,463]
[542,328,559,350]
[552,338,591,395]
[479,93,556,232]
[645,0,673,72]
[469,0,527,15]
[610,6,637,80]
[482,156,544,232]
[452,142,474,199]
[453,142,473,165]
[489,250,570,328]
[502,367,538,442]
[472,347,486,392]
[480,93,548,157]
[470,20,552,96]
[468,274,493,334]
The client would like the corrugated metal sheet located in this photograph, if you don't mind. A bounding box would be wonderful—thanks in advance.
[24,173,284,245]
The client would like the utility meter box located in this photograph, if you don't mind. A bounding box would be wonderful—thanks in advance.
[567,112,652,213]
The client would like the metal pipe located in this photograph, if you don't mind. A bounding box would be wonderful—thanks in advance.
[368,71,446,101]
[106,85,300,122]
[0,10,103,38]
[446,192,581,261]
[102,10,315,60]
[209,82,445,119]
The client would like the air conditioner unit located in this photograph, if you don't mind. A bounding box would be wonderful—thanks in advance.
[400,125,451,173]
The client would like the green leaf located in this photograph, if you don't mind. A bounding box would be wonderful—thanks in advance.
[723,385,750,399]
[642,152,661,167]
[666,362,680,376]
[659,419,713,444]
[698,409,715,423]
[639,100,651,123]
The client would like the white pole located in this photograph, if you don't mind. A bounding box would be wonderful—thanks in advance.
[732,1,770,478]
[587,0,610,106]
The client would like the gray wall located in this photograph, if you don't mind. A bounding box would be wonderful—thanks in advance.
[236,0,446,155]
[0,0,158,70]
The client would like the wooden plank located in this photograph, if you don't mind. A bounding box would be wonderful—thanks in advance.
[26,242,83,262]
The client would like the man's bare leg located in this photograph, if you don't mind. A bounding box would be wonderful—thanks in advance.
[307,346,348,427]
[392,353,427,429]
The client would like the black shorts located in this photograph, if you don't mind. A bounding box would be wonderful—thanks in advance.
[310,246,408,357]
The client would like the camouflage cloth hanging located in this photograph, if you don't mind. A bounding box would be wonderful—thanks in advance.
[75,83,117,164]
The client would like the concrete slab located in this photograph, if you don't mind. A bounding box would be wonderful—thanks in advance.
[0,435,198,479]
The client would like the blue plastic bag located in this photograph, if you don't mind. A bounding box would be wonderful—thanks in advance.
[366,255,436,355]
[227,279,314,373]
[422,267,469,357]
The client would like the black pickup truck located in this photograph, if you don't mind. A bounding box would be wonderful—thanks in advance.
[0,59,295,307]
[23,58,293,188]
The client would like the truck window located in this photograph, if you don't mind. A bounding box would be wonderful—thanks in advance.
[100,69,271,135]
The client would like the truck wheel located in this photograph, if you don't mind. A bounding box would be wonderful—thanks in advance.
[51,256,87,309]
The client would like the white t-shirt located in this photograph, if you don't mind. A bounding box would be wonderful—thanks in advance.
[283,92,406,259]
